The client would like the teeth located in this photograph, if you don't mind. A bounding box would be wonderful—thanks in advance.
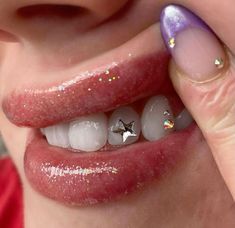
[41,95,192,152]
[175,109,193,130]
[43,123,70,148]
[108,106,141,146]
[69,113,108,152]
[141,96,175,141]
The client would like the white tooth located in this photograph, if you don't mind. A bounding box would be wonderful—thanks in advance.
[175,109,193,130]
[141,96,175,141]
[43,123,70,148]
[69,113,107,152]
[108,106,141,146]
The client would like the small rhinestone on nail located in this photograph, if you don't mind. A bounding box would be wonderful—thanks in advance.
[163,119,175,130]
[168,37,176,48]
[215,58,224,69]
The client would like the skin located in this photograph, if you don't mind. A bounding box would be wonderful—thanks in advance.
[0,0,235,227]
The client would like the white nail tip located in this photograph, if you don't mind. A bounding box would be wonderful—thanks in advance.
[141,96,175,141]
[69,113,108,152]
[108,106,141,146]
[175,109,193,130]
[43,123,70,148]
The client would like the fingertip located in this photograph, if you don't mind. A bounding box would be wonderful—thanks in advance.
[160,4,227,83]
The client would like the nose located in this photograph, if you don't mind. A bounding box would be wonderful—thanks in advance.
[0,0,129,42]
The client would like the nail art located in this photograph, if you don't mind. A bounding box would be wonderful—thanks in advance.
[160,4,226,82]
[160,5,210,51]
[214,58,224,69]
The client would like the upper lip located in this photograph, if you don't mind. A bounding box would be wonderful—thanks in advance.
[3,52,170,128]
[2,24,172,128]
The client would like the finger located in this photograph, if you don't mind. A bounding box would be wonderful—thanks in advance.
[160,5,235,199]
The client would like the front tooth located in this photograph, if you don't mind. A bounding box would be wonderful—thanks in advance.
[108,106,141,146]
[175,109,193,130]
[69,113,108,152]
[43,123,70,148]
[141,96,175,141]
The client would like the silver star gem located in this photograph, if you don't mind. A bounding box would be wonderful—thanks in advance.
[112,119,137,143]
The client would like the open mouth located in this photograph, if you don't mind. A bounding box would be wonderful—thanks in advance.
[2,24,199,206]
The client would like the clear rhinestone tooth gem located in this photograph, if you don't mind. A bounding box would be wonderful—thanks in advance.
[164,110,171,116]
[163,119,175,130]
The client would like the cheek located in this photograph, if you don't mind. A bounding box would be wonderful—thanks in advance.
[149,140,234,226]
[0,108,29,176]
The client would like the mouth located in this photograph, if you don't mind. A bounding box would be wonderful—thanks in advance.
[2,23,199,206]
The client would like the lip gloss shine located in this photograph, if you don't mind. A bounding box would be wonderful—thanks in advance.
[3,52,171,128]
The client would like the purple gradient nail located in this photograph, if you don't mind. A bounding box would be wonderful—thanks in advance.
[160,5,211,50]
[160,4,226,82]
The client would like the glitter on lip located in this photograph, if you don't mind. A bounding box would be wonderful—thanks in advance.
[41,164,118,178]
[2,52,172,128]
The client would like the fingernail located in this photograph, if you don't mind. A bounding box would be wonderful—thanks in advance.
[160,5,227,82]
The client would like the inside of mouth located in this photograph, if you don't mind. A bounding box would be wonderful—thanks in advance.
[40,91,194,153]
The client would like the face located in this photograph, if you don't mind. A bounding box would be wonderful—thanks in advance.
[0,0,235,227]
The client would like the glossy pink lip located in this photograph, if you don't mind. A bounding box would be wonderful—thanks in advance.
[3,51,199,206]
[2,52,171,128]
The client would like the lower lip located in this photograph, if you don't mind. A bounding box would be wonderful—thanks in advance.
[24,124,200,206]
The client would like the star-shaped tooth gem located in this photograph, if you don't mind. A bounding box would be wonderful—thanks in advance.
[112,119,137,143]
